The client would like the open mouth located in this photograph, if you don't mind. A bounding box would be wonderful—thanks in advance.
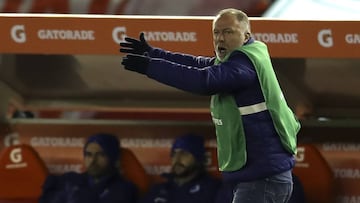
[217,46,227,55]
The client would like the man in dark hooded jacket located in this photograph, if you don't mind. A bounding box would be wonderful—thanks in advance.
[139,133,220,203]
[39,133,138,203]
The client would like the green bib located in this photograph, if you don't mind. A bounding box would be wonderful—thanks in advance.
[210,94,247,171]
[210,41,300,172]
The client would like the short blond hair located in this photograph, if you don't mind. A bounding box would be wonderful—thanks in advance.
[214,8,251,33]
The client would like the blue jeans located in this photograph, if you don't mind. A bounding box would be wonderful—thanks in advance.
[232,170,293,203]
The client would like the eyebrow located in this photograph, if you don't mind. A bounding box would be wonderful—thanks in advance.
[214,27,233,31]
[84,151,105,155]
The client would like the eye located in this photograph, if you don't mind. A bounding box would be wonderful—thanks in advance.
[224,30,233,35]
[96,151,106,158]
[84,151,93,157]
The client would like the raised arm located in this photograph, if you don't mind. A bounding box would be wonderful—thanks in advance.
[120,33,214,68]
[121,51,257,95]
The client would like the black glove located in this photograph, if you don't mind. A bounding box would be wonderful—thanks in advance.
[121,54,150,75]
[119,32,152,55]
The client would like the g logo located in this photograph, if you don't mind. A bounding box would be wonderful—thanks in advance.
[9,148,22,163]
[318,29,333,48]
[295,147,305,162]
[112,26,127,44]
[11,25,26,43]
[4,132,20,147]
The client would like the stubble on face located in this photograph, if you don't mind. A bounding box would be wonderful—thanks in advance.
[84,143,112,179]
[213,13,248,60]
[171,150,199,178]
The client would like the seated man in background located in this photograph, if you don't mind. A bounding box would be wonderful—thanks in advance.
[140,133,221,203]
[39,133,138,203]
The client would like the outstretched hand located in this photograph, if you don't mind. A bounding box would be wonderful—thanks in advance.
[121,54,150,75]
[119,33,152,55]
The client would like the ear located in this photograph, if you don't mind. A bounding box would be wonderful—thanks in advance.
[245,32,251,42]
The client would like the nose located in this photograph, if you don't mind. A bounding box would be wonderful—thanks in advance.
[215,32,225,42]
[171,151,183,164]
[88,154,98,164]
[172,152,180,161]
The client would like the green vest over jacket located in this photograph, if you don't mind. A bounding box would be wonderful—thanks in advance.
[210,41,300,171]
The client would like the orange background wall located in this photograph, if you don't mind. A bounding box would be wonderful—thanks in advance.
[1,122,360,202]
